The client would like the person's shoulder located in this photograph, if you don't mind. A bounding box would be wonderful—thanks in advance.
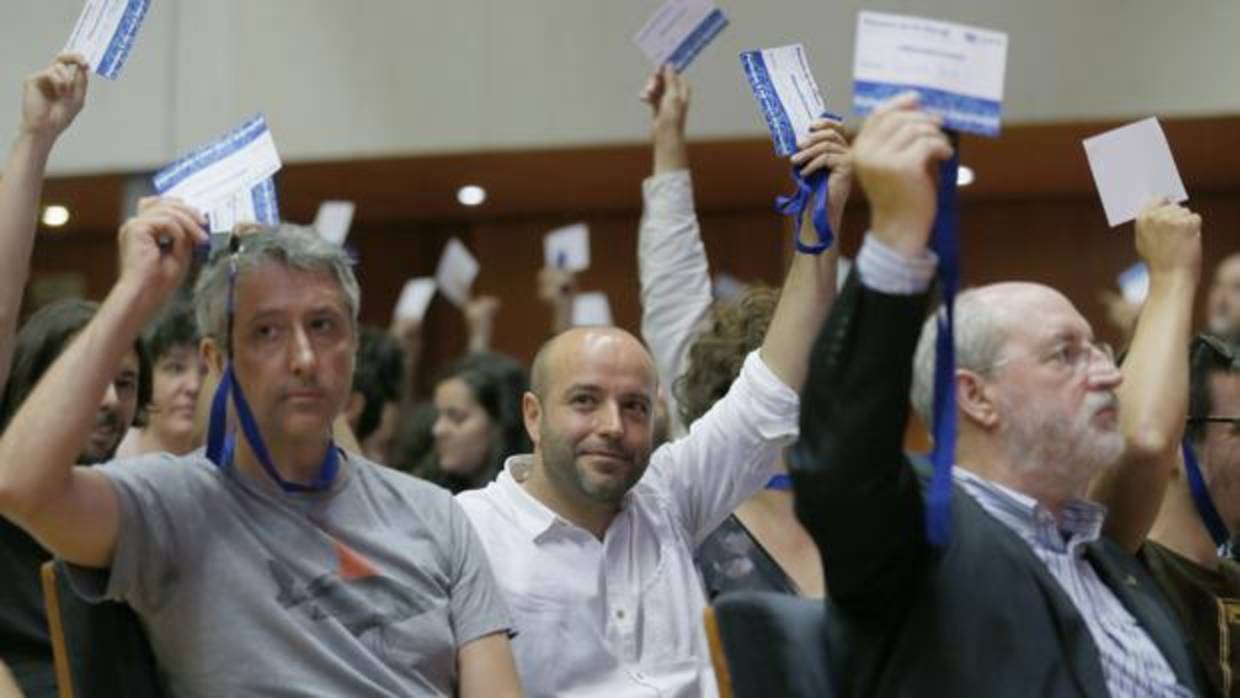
[350,452,453,503]
[99,449,220,486]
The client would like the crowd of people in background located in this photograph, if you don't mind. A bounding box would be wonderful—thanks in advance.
[0,36,1235,698]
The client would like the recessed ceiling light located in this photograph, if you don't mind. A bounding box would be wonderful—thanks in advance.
[457,185,487,207]
[956,165,975,187]
[42,205,70,227]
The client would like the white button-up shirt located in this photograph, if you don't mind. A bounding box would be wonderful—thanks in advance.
[457,351,799,697]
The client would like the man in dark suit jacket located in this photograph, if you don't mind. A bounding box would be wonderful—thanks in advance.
[790,92,1202,697]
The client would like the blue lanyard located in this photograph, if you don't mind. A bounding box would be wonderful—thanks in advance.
[205,364,340,492]
[926,133,961,549]
[203,243,340,493]
[775,111,844,256]
[776,168,833,254]
[765,474,794,491]
[1182,440,1230,548]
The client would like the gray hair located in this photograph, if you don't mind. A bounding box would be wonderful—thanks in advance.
[910,287,1012,425]
[194,224,360,350]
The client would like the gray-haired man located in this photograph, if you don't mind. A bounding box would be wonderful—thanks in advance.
[0,205,521,697]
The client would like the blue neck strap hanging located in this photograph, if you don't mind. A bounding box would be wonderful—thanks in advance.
[765,474,794,491]
[926,132,962,549]
[1181,439,1230,548]
[776,168,833,254]
[203,238,340,493]
[775,112,842,255]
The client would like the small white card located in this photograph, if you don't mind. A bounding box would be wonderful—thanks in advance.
[633,0,729,72]
[153,115,282,215]
[740,44,829,156]
[206,177,280,233]
[314,201,356,246]
[434,238,480,308]
[853,11,1008,136]
[572,292,613,327]
[1083,118,1188,228]
[1117,262,1150,304]
[712,272,748,303]
[395,277,437,322]
[64,0,150,79]
[544,223,590,272]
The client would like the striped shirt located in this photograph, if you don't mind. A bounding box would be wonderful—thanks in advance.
[955,469,1193,697]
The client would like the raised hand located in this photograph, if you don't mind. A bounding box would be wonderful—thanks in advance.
[640,65,691,173]
[1134,199,1202,282]
[852,92,954,256]
[21,53,89,143]
[117,198,207,314]
[791,119,854,218]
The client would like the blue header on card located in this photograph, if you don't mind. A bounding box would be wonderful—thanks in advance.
[97,0,150,79]
[153,115,270,194]
[251,178,280,225]
[854,81,1002,137]
[741,51,798,157]
[667,9,728,72]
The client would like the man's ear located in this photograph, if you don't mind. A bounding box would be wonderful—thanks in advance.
[522,391,543,449]
[957,369,1000,430]
[200,337,225,375]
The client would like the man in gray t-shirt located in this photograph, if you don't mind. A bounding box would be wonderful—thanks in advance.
[67,450,508,696]
[0,210,523,697]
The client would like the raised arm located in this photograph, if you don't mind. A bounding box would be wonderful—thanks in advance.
[465,295,500,354]
[757,119,853,391]
[0,53,89,390]
[0,199,205,568]
[790,93,953,615]
[636,66,712,436]
[1091,201,1201,553]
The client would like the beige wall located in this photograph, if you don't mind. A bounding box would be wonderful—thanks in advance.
[2,0,1238,175]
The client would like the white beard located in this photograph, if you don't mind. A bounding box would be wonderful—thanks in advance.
[998,390,1124,495]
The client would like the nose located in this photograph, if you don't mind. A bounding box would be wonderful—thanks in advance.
[595,401,623,438]
[1086,350,1123,390]
[288,326,317,377]
[185,363,205,398]
[431,414,449,439]
[100,382,120,411]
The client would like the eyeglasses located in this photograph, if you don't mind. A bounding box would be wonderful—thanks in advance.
[990,340,1116,377]
[1187,416,1240,426]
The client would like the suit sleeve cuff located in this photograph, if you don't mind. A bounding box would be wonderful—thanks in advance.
[856,233,939,295]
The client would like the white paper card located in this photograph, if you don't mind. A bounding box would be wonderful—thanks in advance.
[434,238,480,308]
[64,0,150,79]
[572,292,613,327]
[153,115,282,215]
[1117,262,1150,305]
[206,177,279,233]
[633,0,729,72]
[544,223,591,272]
[314,201,356,245]
[740,44,829,157]
[853,11,1008,136]
[713,272,748,303]
[395,277,437,322]
[1083,118,1188,228]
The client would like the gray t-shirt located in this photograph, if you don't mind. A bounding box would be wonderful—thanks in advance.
[66,450,510,697]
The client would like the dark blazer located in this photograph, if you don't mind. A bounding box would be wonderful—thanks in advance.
[789,273,1203,697]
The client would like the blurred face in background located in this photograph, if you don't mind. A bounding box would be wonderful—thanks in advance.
[432,378,496,475]
[147,344,206,451]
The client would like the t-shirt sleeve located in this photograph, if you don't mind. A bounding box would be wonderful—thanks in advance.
[445,495,512,646]
[63,453,201,615]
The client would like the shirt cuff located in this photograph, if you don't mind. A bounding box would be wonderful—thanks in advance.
[738,350,800,444]
[856,233,939,295]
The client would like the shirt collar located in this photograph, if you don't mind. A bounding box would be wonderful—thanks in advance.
[495,455,563,541]
[954,468,1106,554]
